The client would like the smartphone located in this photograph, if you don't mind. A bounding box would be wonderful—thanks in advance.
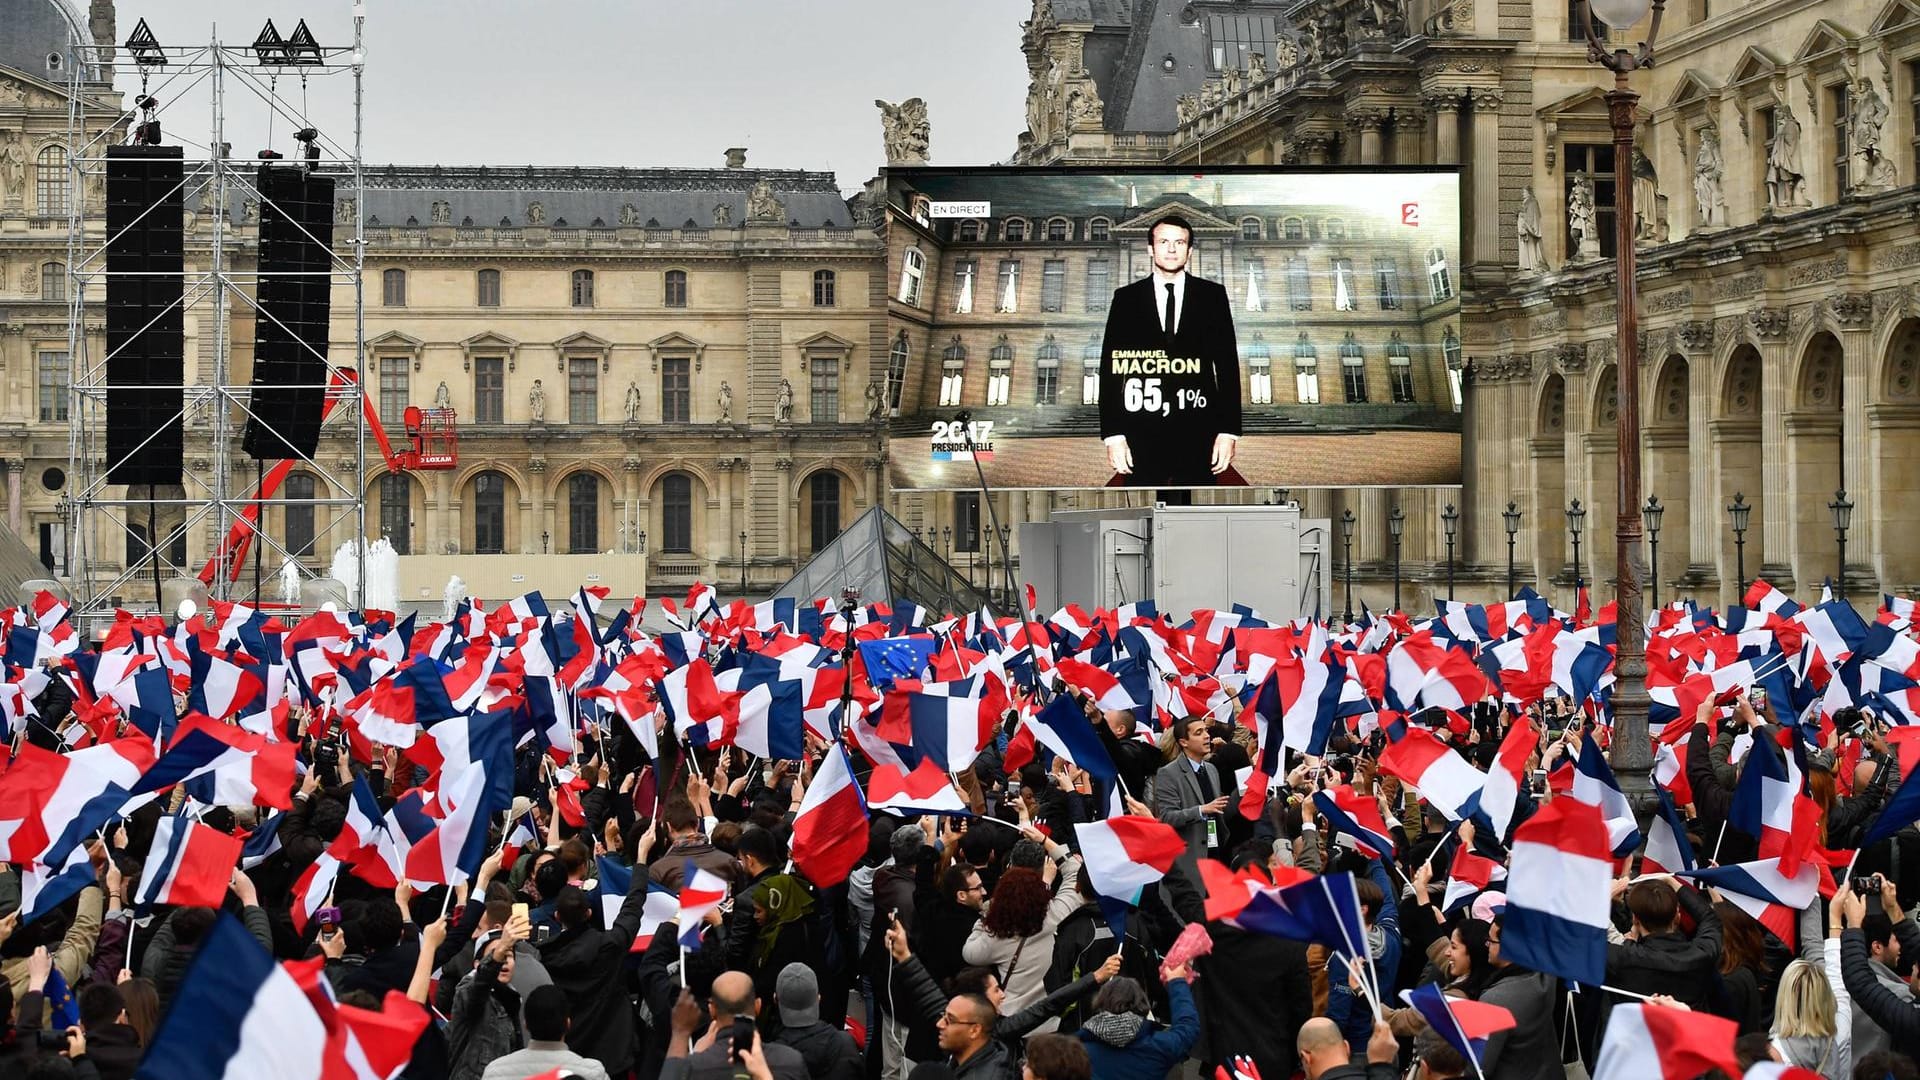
[730,1016,757,1062]
[1530,770,1549,796]
[512,902,529,923]
[316,906,342,929]
[1749,688,1769,711]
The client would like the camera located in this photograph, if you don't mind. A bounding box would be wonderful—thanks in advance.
[314,740,341,771]
[1835,707,1868,737]
[1852,875,1885,896]
[35,1029,69,1050]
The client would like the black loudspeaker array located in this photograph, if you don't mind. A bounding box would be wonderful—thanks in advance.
[105,144,185,486]
[242,164,335,460]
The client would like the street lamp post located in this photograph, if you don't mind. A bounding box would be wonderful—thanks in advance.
[739,530,748,595]
[1503,501,1522,599]
[1643,495,1664,609]
[1566,499,1586,592]
[1830,490,1854,602]
[1339,508,1357,623]
[1441,503,1459,602]
[1388,506,1406,612]
[1728,492,1750,593]
[942,526,952,567]
[999,525,1013,605]
[1577,0,1665,829]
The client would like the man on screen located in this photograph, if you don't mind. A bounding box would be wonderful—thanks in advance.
[1098,214,1242,487]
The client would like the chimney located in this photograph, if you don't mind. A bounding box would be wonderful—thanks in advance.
[724,148,747,169]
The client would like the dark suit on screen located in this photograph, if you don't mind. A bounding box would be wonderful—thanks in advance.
[1098,272,1242,487]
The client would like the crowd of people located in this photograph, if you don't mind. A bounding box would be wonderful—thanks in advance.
[0,582,1915,1080]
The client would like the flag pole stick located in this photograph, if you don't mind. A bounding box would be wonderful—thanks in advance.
[1710,819,1728,865]
[679,940,689,989]
[1598,983,1657,1002]
[439,883,456,920]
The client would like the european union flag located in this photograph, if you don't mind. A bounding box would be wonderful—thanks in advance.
[43,967,78,1030]
[857,636,937,690]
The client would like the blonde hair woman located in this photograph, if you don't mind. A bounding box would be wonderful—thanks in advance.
[1772,953,1851,1080]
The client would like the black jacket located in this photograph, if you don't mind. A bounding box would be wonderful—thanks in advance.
[533,851,655,1074]
[773,1020,861,1080]
[83,1022,143,1080]
[1097,273,1241,485]
[913,894,980,989]
[892,951,1103,1080]
[1844,922,1920,1057]
[1603,883,1723,1015]
[1191,924,1312,1079]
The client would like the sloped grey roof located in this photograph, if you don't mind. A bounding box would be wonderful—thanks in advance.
[355,166,855,229]
[1053,0,1134,23]
[0,0,84,83]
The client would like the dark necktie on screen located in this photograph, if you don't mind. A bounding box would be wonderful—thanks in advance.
[1164,282,1177,349]
[1196,762,1216,806]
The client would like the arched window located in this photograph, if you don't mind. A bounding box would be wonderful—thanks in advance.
[886,332,909,413]
[41,261,63,301]
[1004,218,1028,242]
[477,268,501,307]
[1339,333,1367,403]
[1247,335,1273,405]
[36,146,67,216]
[1294,334,1320,405]
[898,248,925,306]
[1088,218,1111,242]
[1282,217,1305,240]
[808,472,842,553]
[812,269,835,307]
[940,337,967,407]
[957,219,981,242]
[571,269,595,308]
[285,473,316,557]
[1240,217,1263,241]
[1388,334,1415,403]
[1325,218,1346,240]
[473,471,507,554]
[661,473,693,552]
[1045,217,1071,242]
[568,472,600,554]
[1443,326,1464,412]
[1082,339,1101,404]
[1287,257,1312,310]
[378,472,411,554]
[126,522,151,568]
[664,269,687,308]
[1426,247,1453,302]
[987,337,1014,407]
[382,268,406,307]
[1036,337,1061,405]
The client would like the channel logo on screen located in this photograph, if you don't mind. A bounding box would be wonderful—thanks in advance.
[930,418,995,462]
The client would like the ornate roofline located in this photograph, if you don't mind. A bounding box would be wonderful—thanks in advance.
[348,165,847,194]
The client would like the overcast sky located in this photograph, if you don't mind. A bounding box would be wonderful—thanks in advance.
[114,0,1032,193]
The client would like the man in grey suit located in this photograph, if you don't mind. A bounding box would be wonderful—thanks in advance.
[1154,715,1232,866]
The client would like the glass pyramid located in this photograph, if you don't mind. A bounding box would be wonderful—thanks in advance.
[772,505,1003,619]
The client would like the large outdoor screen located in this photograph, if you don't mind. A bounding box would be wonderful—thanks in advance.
[882,167,1466,491]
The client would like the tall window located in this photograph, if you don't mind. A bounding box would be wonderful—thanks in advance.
[1046,218,1070,241]
[661,356,690,422]
[284,473,316,557]
[664,269,688,307]
[568,357,598,423]
[1041,259,1066,312]
[381,268,406,307]
[41,262,63,301]
[957,219,980,241]
[1388,335,1416,403]
[1283,217,1305,240]
[1204,12,1278,71]
[38,521,65,573]
[1325,219,1346,240]
[899,248,925,305]
[567,473,599,554]
[1331,258,1356,310]
[1909,61,1920,178]
[1247,335,1273,405]
[378,355,409,423]
[808,472,842,553]
[1426,246,1454,302]
[1563,144,1618,258]
[1567,0,1590,39]
[1288,257,1312,310]
[987,339,1014,407]
[996,260,1021,313]
[35,146,67,216]
[661,473,693,552]
[472,357,504,422]
[940,338,967,407]
[473,472,506,554]
[1339,334,1367,403]
[1005,219,1028,242]
[1036,338,1061,405]
[1374,258,1401,309]
[126,523,151,569]
[1294,335,1320,404]
[886,332,909,413]
[571,269,595,308]
[378,472,411,554]
[811,365,839,422]
[1443,326,1464,410]
[1083,340,1101,404]
[954,259,977,314]
[477,268,500,307]
[1085,258,1111,309]
[1240,217,1263,240]
[1243,257,1265,312]
[1089,218,1111,242]
[38,351,68,422]
[1832,84,1852,196]
[812,269,836,307]
[954,492,981,552]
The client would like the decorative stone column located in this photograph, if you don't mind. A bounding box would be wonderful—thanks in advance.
[524,457,547,556]
[1390,108,1425,164]
[6,460,22,535]
[1749,308,1794,586]
[1424,89,1465,165]
[1468,88,1503,271]
[1350,110,1386,165]
[1831,292,1875,592]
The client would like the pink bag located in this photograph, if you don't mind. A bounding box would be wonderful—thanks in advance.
[1160,921,1214,982]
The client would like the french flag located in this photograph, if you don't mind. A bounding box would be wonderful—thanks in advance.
[289,854,340,935]
[875,684,996,773]
[403,762,504,887]
[594,856,678,952]
[1442,844,1508,913]
[1730,731,1803,863]
[677,862,730,948]
[1677,857,1819,921]
[1592,1002,1740,1080]
[1019,693,1119,781]
[130,714,262,798]
[866,758,969,815]
[327,775,397,888]
[658,659,741,750]
[1500,797,1613,988]
[135,813,245,909]
[1312,787,1398,859]
[19,845,96,926]
[1262,634,1345,757]
[0,738,154,865]
[1377,727,1483,823]
[791,745,869,888]
[1054,658,1138,712]
[1570,737,1643,856]
[1399,982,1516,1072]
[1641,787,1698,875]
[1477,715,1536,842]
[1076,816,1187,904]
[721,660,808,763]
[1744,580,1802,619]
[136,914,335,1080]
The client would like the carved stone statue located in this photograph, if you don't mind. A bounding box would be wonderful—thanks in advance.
[241,198,257,224]
[1767,99,1807,208]
[1275,35,1300,70]
[1851,77,1894,192]
[875,98,931,164]
[718,381,733,424]
[619,202,639,227]
[1363,0,1406,39]
[0,135,24,203]
[526,200,546,226]
[1516,185,1545,273]
[712,202,732,227]
[775,379,793,423]
[434,380,451,409]
[1064,82,1103,130]
[1248,52,1268,81]
[747,178,783,221]
[1174,94,1199,125]
[1222,66,1244,98]
[624,380,641,422]
[865,378,884,419]
[528,378,546,422]
[1631,147,1663,243]
[430,200,451,225]
[1568,175,1601,261]
[1693,125,1725,227]
[335,197,355,223]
